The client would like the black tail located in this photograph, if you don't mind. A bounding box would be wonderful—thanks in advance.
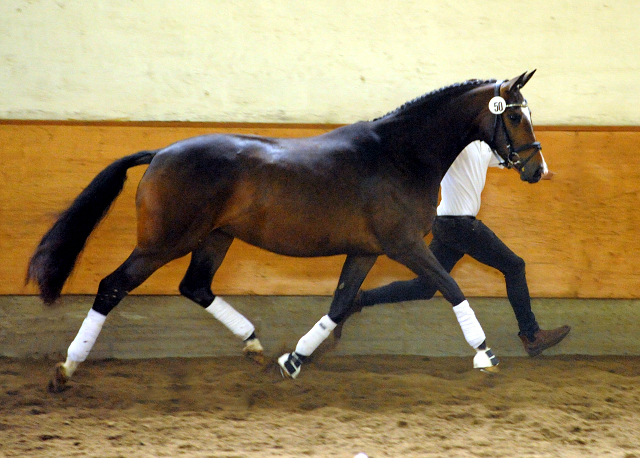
[26,150,157,304]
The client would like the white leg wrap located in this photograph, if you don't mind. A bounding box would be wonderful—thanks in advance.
[453,300,486,349]
[66,309,107,364]
[206,296,255,341]
[295,315,337,357]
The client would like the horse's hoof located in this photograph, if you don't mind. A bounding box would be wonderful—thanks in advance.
[243,338,266,366]
[244,350,266,366]
[480,365,500,373]
[473,347,500,372]
[277,352,302,379]
[47,362,69,393]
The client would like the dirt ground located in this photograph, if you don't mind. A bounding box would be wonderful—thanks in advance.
[1,353,640,458]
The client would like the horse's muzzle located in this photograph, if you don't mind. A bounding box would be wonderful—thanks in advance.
[521,165,543,183]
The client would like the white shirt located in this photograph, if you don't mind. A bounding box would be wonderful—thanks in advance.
[436,141,502,217]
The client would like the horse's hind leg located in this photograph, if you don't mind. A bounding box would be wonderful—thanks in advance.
[49,249,174,393]
[278,254,377,378]
[178,230,264,364]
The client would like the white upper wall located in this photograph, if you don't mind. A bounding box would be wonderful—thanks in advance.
[1,1,638,125]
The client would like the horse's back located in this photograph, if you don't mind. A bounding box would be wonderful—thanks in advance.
[142,123,381,188]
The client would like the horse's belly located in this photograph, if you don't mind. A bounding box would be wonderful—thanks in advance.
[225,220,381,258]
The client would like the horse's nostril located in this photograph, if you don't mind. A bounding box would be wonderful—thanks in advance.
[532,168,542,182]
[524,167,543,183]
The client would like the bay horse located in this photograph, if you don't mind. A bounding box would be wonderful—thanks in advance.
[28,71,544,391]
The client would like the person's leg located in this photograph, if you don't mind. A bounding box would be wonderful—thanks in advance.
[454,219,540,338]
[431,218,569,355]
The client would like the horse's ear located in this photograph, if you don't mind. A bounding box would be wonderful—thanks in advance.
[504,70,536,93]
[519,69,536,88]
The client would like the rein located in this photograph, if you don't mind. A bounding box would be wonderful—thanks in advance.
[490,81,541,170]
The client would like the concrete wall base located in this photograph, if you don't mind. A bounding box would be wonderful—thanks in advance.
[1,296,638,359]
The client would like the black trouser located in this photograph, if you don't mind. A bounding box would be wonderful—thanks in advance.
[360,216,540,339]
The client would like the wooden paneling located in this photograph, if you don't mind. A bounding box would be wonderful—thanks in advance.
[2,122,639,298]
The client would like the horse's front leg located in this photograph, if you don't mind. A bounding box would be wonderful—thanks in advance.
[278,254,377,378]
[385,239,499,372]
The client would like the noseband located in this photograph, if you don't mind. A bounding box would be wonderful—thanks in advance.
[490,81,541,171]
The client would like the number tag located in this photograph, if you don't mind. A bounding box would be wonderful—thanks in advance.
[488,96,506,114]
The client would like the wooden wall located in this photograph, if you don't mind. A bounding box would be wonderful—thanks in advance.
[2,122,639,298]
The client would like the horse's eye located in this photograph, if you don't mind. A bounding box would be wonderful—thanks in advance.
[508,114,521,123]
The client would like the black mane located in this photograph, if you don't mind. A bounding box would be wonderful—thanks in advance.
[373,79,496,122]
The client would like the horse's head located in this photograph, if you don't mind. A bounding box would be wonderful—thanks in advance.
[485,70,544,183]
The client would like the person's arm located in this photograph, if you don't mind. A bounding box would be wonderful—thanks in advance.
[482,142,505,169]
[539,152,554,179]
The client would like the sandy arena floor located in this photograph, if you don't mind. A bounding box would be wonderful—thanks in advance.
[1,353,640,457]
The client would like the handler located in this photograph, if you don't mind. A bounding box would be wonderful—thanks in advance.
[335,140,570,356]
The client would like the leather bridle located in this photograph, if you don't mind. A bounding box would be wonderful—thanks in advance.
[490,80,541,171]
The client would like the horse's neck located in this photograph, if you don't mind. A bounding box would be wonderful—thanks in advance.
[372,99,485,176]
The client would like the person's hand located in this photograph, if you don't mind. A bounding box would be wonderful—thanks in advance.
[541,170,555,180]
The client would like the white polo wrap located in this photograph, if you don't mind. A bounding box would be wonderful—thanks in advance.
[206,296,255,340]
[67,309,107,362]
[295,315,337,357]
[453,300,486,349]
